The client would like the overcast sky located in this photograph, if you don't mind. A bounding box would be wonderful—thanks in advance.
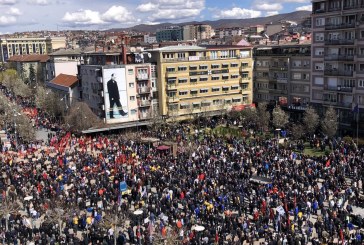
[0,0,312,34]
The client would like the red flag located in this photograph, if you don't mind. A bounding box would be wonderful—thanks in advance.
[215,230,219,243]
[326,159,331,167]
[340,228,344,244]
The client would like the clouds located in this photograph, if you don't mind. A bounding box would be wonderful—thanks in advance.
[6,6,21,15]
[296,5,312,11]
[136,0,205,21]
[26,0,50,5]
[214,7,261,19]
[0,16,16,26]
[0,0,17,5]
[62,5,137,26]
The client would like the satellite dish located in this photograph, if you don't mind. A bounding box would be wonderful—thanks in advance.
[147,53,151,58]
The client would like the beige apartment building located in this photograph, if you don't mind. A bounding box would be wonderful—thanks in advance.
[182,24,213,41]
[311,0,364,134]
[149,45,254,121]
[0,36,66,62]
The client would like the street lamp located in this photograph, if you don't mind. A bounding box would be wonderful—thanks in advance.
[133,209,143,245]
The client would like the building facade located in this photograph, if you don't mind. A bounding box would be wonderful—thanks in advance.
[311,0,364,134]
[149,45,254,121]
[182,24,213,41]
[156,27,183,42]
[253,44,311,118]
[0,36,66,62]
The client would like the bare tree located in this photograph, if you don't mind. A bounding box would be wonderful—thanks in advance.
[35,86,65,120]
[256,102,270,132]
[303,106,319,136]
[149,106,165,133]
[64,101,102,132]
[15,113,36,142]
[272,106,289,129]
[98,205,130,245]
[0,197,21,231]
[321,106,338,138]
[42,197,79,237]
[290,123,305,140]
[240,107,258,128]
[0,69,20,92]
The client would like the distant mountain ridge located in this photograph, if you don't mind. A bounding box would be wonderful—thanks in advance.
[109,11,311,33]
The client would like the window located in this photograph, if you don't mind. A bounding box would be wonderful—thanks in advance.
[315,17,325,26]
[166,67,175,72]
[315,33,324,42]
[211,64,220,69]
[130,109,137,115]
[199,65,208,70]
[130,96,135,101]
[315,63,324,71]
[212,87,220,92]
[199,77,208,82]
[211,76,220,81]
[241,83,248,90]
[222,63,229,68]
[359,80,364,87]
[242,95,249,103]
[128,69,133,75]
[179,91,188,96]
[303,74,310,80]
[220,50,228,58]
[129,83,134,88]
[232,98,241,103]
[200,88,208,93]
[231,85,239,90]
[213,99,221,105]
[241,62,249,67]
[222,74,229,80]
[168,91,177,97]
[222,86,229,92]
[315,48,324,56]
[193,103,200,109]
[230,63,239,67]
[360,64,364,71]
[178,66,187,71]
[241,72,249,79]
[210,51,218,59]
[191,90,198,95]
[190,65,197,71]
[231,74,239,79]
[314,77,324,85]
[180,103,190,109]
[178,78,188,84]
[190,78,198,83]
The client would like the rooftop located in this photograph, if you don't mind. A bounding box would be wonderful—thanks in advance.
[49,73,78,88]
[149,45,206,52]
[8,54,49,63]
[50,47,95,56]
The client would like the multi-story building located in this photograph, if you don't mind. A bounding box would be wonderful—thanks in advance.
[156,26,184,42]
[0,36,66,62]
[253,44,311,119]
[311,0,364,134]
[182,24,213,41]
[149,45,254,121]
[78,50,157,124]
[214,27,245,39]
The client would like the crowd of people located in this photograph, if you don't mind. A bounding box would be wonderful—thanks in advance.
[0,85,363,245]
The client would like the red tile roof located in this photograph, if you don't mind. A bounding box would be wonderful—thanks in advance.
[8,54,49,63]
[49,74,78,88]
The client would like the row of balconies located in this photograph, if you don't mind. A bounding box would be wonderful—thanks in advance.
[323,100,352,108]
[325,22,356,30]
[324,39,355,46]
[324,54,354,61]
[325,86,354,93]
[324,69,353,77]
[162,55,251,63]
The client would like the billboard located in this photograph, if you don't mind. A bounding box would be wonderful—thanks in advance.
[103,68,129,123]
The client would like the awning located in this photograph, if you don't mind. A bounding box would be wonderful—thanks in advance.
[222,63,229,65]
[199,76,209,79]
[212,87,220,89]
[180,103,189,106]
[157,145,170,150]
[193,102,200,105]
[190,65,197,67]
[222,86,229,89]
[190,89,198,92]
[211,75,220,78]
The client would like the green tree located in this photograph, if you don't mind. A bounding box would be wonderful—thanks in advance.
[303,106,319,136]
[321,106,338,138]
[28,64,36,85]
[272,106,289,129]
[290,123,305,140]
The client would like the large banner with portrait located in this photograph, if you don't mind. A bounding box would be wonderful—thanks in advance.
[103,68,129,123]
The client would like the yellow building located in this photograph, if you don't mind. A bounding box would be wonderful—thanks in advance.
[150,45,253,121]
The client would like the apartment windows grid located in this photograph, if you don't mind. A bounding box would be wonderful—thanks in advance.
[222,74,229,80]
[200,88,209,93]
[199,65,208,70]
[231,85,239,90]
[232,98,241,103]
[180,103,190,110]
[211,76,220,81]
[211,64,220,69]
[222,63,229,68]
[359,79,364,87]
[190,77,198,83]
[190,65,197,71]
[178,78,188,84]
[231,74,239,79]
[230,63,239,68]
[199,77,208,82]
